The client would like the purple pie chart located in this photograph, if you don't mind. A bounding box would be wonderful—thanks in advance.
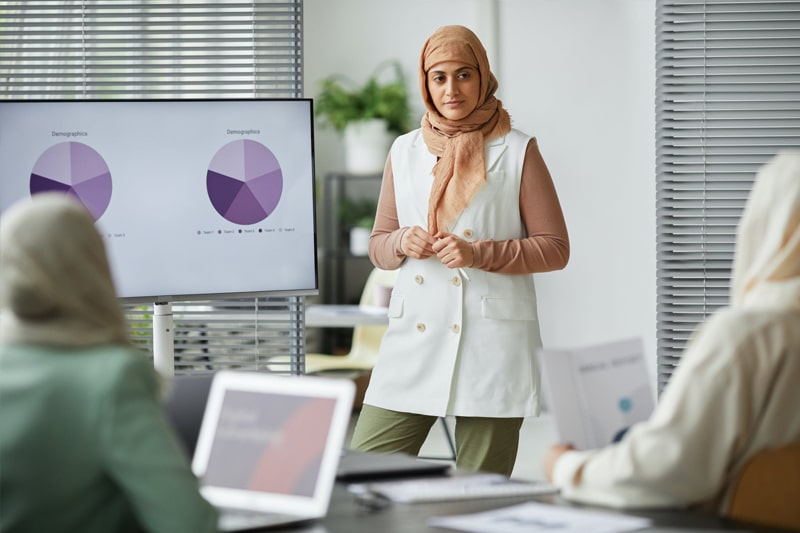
[207,139,283,225]
[30,142,112,221]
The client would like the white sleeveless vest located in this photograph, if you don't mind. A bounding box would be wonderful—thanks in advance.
[363,128,543,417]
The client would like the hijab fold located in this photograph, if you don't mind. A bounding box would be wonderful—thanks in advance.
[419,25,511,234]
[731,151,800,310]
[0,193,130,347]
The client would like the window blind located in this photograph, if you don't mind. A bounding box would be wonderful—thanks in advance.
[0,0,307,375]
[126,299,306,375]
[656,0,800,393]
[0,0,303,98]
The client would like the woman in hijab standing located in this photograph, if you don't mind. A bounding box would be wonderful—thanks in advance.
[0,193,218,533]
[544,151,800,513]
[350,25,570,476]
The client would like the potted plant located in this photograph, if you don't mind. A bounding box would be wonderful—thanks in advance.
[349,216,375,257]
[315,60,412,174]
[337,196,377,256]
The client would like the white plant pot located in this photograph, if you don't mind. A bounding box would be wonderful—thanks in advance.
[344,118,393,175]
[349,226,371,256]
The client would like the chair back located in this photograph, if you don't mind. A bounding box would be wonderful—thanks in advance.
[726,442,800,531]
[304,267,398,374]
[161,373,214,457]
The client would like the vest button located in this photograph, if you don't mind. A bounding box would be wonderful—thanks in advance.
[414,274,424,284]
[416,323,426,332]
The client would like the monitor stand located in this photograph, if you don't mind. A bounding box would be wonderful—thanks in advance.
[153,302,175,376]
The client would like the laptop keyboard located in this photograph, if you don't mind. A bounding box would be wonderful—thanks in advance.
[350,474,559,504]
[392,478,559,502]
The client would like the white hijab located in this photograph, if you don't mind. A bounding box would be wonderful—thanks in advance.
[731,151,800,310]
[0,193,130,347]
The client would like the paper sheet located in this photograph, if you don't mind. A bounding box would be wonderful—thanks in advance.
[428,501,652,533]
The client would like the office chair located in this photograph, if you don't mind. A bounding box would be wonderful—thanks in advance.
[161,373,215,458]
[726,442,800,531]
[304,266,398,375]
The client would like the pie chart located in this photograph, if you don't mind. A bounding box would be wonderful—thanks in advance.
[206,139,283,225]
[29,141,113,221]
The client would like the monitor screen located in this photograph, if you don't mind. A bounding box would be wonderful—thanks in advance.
[0,99,317,302]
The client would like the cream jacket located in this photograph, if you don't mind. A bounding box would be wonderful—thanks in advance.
[552,151,800,513]
[363,128,543,418]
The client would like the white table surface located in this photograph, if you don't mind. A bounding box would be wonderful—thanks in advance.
[304,304,389,328]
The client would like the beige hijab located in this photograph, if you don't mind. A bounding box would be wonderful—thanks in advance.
[419,25,512,235]
[731,151,800,310]
[0,193,130,347]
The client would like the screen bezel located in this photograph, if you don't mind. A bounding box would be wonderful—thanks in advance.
[0,97,319,304]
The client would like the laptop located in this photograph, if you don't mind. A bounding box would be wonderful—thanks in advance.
[162,372,215,457]
[190,371,355,532]
[337,449,450,481]
[162,373,447,482]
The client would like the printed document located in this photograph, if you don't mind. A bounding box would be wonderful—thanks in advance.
[536,337,655,450]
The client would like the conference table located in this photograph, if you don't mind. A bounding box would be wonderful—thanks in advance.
[163,309,792,532]
[294,308,791,532]
[258,471,791,533]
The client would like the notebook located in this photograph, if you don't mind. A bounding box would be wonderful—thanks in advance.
[191,371,355,532]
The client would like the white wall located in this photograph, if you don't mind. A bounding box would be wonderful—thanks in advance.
[304,0,657,382]
[303,0,489,178]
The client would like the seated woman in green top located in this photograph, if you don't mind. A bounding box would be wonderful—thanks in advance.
[0,193,219,533]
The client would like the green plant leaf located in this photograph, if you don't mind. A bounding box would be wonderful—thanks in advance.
[337,196,377,228]
[315,60,412,136]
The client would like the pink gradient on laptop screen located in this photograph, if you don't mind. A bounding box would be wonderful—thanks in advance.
[203,391,335,497]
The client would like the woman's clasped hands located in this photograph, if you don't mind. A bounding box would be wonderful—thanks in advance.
[400,225,474,268]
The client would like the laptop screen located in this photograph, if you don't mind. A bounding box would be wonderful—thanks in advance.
[203,390,336,497]
[192,371,354,516]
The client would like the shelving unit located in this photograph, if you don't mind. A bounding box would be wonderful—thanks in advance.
[317,172,382,352]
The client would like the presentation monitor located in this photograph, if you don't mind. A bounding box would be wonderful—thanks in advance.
[0,98,318,303]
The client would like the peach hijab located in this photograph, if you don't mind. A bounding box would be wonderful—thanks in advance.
[419,25,511,235]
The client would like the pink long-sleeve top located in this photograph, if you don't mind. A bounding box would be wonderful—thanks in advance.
[368,138,570,273]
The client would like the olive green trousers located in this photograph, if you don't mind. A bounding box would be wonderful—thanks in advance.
[350,404,523,477]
